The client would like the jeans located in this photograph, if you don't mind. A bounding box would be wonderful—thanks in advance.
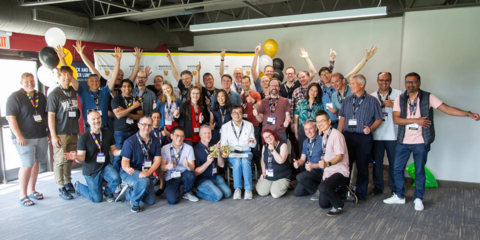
[252,126,261,172]
[344,132,373,199]
[77,164,121,203]
[228,151,253,191]
[372,140,397,193]
[113,131,135,171]
[196,175,232,202]
[294,169,324,196]
[165,170,196,205]
[318,173,348,209]
[394,143,430,200]
[120,170,155,207]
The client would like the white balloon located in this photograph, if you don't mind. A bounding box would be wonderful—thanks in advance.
[45,27,66,47]
[258,55,273,73]
[37,66,57,87]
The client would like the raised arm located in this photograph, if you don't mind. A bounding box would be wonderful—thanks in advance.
[345,46,377,82]
[129,47,142,81]
[219,49,225,76]
[251,43,261,82]
[299,48,317,81]
[55,45,79,90]
[437,103,480,120]
[73,40,102,77]
[166,50,180,80]
[195,62,202,88]
[108,47,122,91]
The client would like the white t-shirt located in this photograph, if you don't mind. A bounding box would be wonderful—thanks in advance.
[371,89,403,141]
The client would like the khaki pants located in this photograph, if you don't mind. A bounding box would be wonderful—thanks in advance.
[53,134,78,188]
[256,178,290,197]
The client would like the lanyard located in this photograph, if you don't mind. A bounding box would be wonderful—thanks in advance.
[152,127,163,146]
[321,127,333,157]
[24,89,39,114]
[90,130,103,153]
[122,95,133,107]
[134,88,147,102]
[90,91,100,109]
[235,82,242,93]
[283,83,295,98]
[307,135,318,160]
[231,121,244,141]
[261,91,265,99]
[322,85,334,102]
[165,101,174,117]
[352,93,367,118]
[408,94,418,117]
[219,107,226,123]
[191,104,200,124]
[170,144,184,166]
[377,88,392,109]
[136,133,153,160]
[307,102,316,119]
[337,85,349,104]
[269,97,279,113]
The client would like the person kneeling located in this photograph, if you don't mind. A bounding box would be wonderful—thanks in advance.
[161,126,199,204]
[120,116,162,212]
[64,110,122,203]
[256,129,291,198]
[193,125,231,202]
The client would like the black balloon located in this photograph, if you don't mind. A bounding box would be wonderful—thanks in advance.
[273,69,284,82]
[272,58,284,71]
[39,46,60,70]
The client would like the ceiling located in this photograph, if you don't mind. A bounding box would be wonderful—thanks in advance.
[11,0,480,47]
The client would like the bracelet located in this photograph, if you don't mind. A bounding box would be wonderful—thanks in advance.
[466,111,470,117]
[221,59,225,61]
[364,58,368,62]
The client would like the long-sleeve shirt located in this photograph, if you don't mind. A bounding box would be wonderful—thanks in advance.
[220,120,256,151]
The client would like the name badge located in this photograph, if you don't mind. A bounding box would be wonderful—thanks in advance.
[98,110,102,116]
[229,153,248,158]
[165,120,173,125]
[266,169,274,177]
[33,114,42,123]
[326,103,333,109]
[348,119,357,128]
[68,111,76,118]
[96,152,105,163]
[288,99,292,104]
[144,161,152,167]
[267,116,276,125]
[171,170,181,178]
[212,167,217,175]
[153,102,157,109]
[243,113,248,119]
[194,127,200,133]
[126,117,134,124]
[383,112,388,121]
[407,123,419,130]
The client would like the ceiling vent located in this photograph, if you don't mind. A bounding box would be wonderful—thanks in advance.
[33,8,89,29]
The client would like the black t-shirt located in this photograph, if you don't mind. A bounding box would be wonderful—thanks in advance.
[146,85,159,95]
[262,141,291,181]
[46,86,80,135]
[99,76,107,88]
[111,95,141,132]
[77,129,116,176]
[6,89,48,139]
[279,81,301,99]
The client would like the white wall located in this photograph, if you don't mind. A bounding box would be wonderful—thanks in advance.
[191,7,480,183]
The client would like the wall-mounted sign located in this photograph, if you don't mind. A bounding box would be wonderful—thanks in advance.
[0,31,10,49]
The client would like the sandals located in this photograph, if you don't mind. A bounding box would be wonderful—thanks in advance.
[28,191,44,200]
[20,197,35,207]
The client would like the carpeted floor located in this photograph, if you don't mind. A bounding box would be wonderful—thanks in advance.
[0,169,478,240]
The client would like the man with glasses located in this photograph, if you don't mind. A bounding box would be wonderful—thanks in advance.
[384,72,479,211]
[161,126,199,204]
[219,49,257,94]
[256,78,291,142]
[6,73,49,206]
[221,105,257,200]
[120,115,162,212]
[132,70,157,116]
[64,110,122,203]
[369,72,402,196]
[194,62,216,121]
[147,75,164,100]
[280,66,301,160]
[165,50,201,102]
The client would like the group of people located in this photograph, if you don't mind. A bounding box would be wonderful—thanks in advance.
[7,41,479,216]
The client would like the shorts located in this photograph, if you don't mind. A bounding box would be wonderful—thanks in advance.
[13,137,48,167]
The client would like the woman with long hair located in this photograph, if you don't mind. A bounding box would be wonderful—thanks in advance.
[174,86,208,147]
[157,81,181,132]
[209,89,232,144]
[294,83,323,153]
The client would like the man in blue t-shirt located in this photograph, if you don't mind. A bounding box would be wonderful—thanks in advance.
[293,120,324,200]
[120,116,162,212]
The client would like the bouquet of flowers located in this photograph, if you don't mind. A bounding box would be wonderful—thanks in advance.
[221,145,231,158]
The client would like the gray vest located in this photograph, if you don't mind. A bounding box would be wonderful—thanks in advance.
[397,89,435,145]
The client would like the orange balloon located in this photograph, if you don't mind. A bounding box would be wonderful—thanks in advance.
[263,39,278,58]
[57,48,73,67]
[259,72,265,78]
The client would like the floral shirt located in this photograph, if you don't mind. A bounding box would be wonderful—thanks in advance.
[294,99,324,126]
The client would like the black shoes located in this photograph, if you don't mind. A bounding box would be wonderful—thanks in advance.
[131,205,141,213]
[370,187,383,196]
[104,192,115,202]
[65,183,76,194]
[73,181,81,196]
[155,188,165,197]
[59,187,73,200]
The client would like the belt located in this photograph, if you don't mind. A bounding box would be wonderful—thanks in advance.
[330,120,339,124]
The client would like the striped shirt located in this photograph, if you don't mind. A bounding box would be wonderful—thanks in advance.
[338,92,383,134]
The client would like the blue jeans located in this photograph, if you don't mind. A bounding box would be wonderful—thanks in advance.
[120,170,155,207]
[113,131,135,171]
[196,175,232,202]
[77,164,121,203]
[228,151,253,191]
[394,143,430,200]
[165,170,196,205]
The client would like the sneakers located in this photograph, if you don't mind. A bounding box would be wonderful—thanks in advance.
[131,205,141,213]
[310,190,320,201]
[370,187,383,196]
[104,192,115,202]
[65,182,76,194]
[233,188,242,200]
[59,187,73,200]
[327,207,343,217]
[115,184,123,194]
[182,191,199,202]
[414,198,424,211]
[244,190,253,200]
[155,188,164,197]
[383,194,406,204]
[345,185,358,205]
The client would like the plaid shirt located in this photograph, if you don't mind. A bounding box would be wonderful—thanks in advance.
[290,60,335,116]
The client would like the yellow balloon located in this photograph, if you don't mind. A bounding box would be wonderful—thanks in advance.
[263,39,278,58]
[57,48,73,67]
[259,72,265,78]
[71,66,78,79]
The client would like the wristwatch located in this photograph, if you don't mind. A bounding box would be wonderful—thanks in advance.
[328,162,332,167]
[269,148,274,153]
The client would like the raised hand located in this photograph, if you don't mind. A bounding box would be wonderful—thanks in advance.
[133,47,143,59]
[252,106,258,116]
[220,49,226,59]
[166,49,172,60]
[112,47,122,60]
[196,62,201,71]
[145,66,152,77]
[299,48,309,59]
[255,43,261,55]
[183,156,189,169]
[199,112,204,122]
[73,40,85,54]
[173,106,180,118]
[55,45,67,59]
[330,49,337,60]
[365,46,378,60]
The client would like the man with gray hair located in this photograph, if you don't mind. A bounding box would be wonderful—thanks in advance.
[132,70,157,116]
[338,74,383,203]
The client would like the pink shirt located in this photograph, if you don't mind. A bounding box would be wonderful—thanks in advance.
[393,93,443,144]
[322,128,350,179]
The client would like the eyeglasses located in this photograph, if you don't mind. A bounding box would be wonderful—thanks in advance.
[405,80,419,85]
[263,134,273,139]
[320,73,330,78]
[137,76,147,79]
[173,134,185,138]
[139,123,153,128]
[316,119,328,123]
[378,79,391,82]
[269,85,280,88]
[231,111,243,115]
[204,78,213,81]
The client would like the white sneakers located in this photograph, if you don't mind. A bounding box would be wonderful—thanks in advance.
[384,194,424,211]
[383,194,406,204]
[233,188,241,200]
[414,198,424,211]
[244,190,253,200]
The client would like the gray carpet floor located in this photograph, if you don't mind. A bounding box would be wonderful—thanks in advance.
[0,169,478,240]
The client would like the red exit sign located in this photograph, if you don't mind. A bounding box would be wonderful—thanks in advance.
[0,35,10,49]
